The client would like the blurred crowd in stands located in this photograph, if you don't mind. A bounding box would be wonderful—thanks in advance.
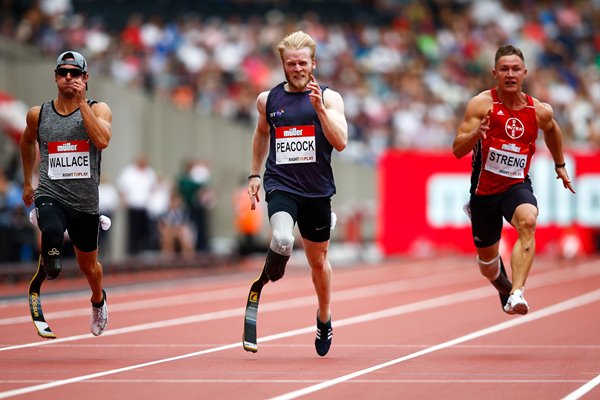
[2,0,600,162]
[0,0,599,262]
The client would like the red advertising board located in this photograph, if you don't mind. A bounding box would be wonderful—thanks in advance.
[378,149,600,256]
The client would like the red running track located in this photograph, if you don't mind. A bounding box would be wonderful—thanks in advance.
[1,254,599,400]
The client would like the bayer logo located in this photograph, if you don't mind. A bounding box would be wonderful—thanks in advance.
[505,118,525,139]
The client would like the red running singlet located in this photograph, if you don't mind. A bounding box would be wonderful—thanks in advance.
[470,88,538,196]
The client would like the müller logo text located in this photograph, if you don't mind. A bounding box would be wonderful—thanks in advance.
[283,128,303,137]
[57,142,77,152]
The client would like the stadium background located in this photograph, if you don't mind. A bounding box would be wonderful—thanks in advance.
[0,0,598,266]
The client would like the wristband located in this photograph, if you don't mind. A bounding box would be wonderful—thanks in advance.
[554,163,566,168]
[248,174,261,181]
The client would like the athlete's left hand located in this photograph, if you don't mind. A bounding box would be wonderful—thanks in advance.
[307,74,324,111]
[71,76,87,104]
[556,166,576,194]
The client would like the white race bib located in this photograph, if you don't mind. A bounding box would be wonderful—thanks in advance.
[484,144,528,179]
[48,140,91,180]
[275,125,316,165]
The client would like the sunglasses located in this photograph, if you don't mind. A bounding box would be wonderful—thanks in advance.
[55,68,84,77]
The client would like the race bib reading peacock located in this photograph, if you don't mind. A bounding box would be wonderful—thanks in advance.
[275,125,316,165]
[47,140,91,180]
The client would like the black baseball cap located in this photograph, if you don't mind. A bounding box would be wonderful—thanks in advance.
[56,51,87,72]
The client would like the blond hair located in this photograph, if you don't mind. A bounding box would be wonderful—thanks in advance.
[277,31,317,60]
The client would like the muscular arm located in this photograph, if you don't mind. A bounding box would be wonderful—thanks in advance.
[71,75,111,149]
[453,92,493,159]
[20,107,40,207]
[248,91,270,209]
[308,76,348,152]
[537,100,575,193]
[79,101,112,149]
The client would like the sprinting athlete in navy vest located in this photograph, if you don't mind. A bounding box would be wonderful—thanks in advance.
[246,31,348,356]
[453,44,575,316]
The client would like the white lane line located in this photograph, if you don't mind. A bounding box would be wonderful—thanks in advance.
[561,373,600,400]
[0,379,590,384]
[0,342,240,399]
[269,288,600,400]
[2,259,599,352]
[7,343,598,350]
[0,261,471,325]
[0,256,590,328]
[1,257,595,328]
[0,268,480,351]
[0,262,600,399]
[0,284,251,325]
[1,287,599,399]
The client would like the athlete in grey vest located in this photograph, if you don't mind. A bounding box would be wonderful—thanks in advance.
[20,50,112,337]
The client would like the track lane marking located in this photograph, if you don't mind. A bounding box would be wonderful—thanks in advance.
[1,284,600,398]
[269,288,600,400]
[0,379,591,384]
[561,373,600,400]
[0,267,482,351]
[0,259,470,325]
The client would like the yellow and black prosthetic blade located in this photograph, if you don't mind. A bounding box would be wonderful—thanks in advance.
[28,256,56,339]
[243,269,269,353]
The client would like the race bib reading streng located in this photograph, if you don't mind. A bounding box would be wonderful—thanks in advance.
[484,142,528,179]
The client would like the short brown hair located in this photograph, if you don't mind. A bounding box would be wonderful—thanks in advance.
[277,31,317,60]
[495,44,524,64]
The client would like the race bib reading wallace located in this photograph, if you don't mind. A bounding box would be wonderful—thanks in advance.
[47,140,91,180]
[275,125,316,165]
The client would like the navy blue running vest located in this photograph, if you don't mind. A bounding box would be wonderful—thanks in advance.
[263,82,336,198]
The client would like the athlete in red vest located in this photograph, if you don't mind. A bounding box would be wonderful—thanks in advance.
[453,44,575,315]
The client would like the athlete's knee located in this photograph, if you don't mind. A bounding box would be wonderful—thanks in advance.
[513,206,538,234]
[270,230,294,256]
[41,224,63,243]
[264,248,290,282]
[477,254,500,281]
[519,214,537,233]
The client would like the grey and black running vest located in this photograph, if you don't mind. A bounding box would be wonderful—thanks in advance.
[263,82,336,198]
[36,100,102,213]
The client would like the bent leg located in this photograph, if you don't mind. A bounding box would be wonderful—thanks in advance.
[265,211,294,281]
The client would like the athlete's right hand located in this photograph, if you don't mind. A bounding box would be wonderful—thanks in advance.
[22,184,35,208]
[475,110,492,140]
[248,179,261,210]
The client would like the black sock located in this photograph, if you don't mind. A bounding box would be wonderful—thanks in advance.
[92,290,105,308]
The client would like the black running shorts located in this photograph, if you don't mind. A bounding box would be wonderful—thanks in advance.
[35,196,100,252]
[469,181,538,248]
[266,190,332,243]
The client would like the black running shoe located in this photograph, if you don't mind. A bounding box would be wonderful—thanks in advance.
[315,313,332,357]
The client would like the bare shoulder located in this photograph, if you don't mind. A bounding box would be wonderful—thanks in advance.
[533,97,553,122]
[25,106,41,126]
[465,90,493,117]
[92,101,112,119]
[323,88,344,107]
[256,90,270,112]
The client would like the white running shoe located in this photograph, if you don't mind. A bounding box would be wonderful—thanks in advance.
[91,289,108,336]
[503,289,529,315]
